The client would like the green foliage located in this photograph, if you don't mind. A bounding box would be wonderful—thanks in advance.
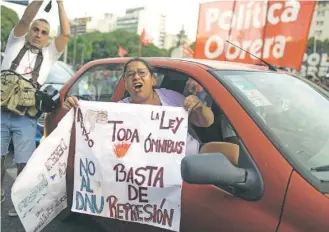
[190,41,195,50]
[141,44,169,57]
[307,37,329,53]
[1,6,19,51]
[67,36,93,64]
[68,29,169,64]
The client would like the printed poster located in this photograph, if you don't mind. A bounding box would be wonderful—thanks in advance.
[71,101,188,232]
[11,109,74,232]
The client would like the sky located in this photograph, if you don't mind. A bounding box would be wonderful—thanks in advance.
[0,0,212,40]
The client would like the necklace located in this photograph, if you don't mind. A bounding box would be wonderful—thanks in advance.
[24,50,37,74]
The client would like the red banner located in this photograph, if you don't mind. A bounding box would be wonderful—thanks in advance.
[194,0,316,70]
[141,29,153,46]
[118,46,128,57]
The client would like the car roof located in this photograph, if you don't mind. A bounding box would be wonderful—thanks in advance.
[168,58,270,71]
[87,57,271,72]
[55,61,75,75]
[45,61,75,85]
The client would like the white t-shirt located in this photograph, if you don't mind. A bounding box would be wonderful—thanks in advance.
[120,88,200,156]
[1,29,62,85]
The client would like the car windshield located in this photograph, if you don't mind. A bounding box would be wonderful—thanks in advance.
[215,71,329,185]
[46,61,74,84]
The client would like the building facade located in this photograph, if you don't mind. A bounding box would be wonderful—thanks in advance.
[86,13,117,33]
[116,7,166,48]
[164,34,178,50]
[69,17,91,36]
[308,1,329,40]
[69,14,117,35]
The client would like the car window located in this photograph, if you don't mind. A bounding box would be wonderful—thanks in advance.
[46,62,74,84]
[216,70,329,184]
[153,72,165,87]
[182,77,238,144]
[180,76,264,199]
[183,78,213,107]
[67,64,123,102]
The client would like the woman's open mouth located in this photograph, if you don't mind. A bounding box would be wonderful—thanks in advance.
[133,82,143,91]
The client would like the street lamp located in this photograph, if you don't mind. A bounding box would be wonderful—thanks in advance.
[72,25,77,68]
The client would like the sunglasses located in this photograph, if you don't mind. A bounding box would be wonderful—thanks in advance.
[124,69,149,79]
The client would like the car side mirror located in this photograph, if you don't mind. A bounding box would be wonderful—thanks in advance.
[181,153,258,193]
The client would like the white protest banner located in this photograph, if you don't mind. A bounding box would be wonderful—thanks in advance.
[71,101,188,231]
[11,109,74,232]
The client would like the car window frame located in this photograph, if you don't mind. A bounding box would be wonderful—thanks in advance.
[143,67,265,200]
[185,73,265,200]
[66,63,124,102]
[211,69,329,194]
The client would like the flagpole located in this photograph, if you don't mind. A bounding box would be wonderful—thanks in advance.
[139,28,144,57]
[138,41,142,57]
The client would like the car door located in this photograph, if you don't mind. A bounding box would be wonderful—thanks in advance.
[278,171,329,232]
[108,62,293,232]
[213,69,329,232]
[177,75,292,232]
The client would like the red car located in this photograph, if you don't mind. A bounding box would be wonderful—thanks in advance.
[44,58,329,232]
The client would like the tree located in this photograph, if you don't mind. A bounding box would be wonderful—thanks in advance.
[168,46,176,57]
[141,44,169,57]
[1,6,19,51]
[67,36,93,64]
[190,41,195,50]
[307,37,329,54]
[68,29,169,64]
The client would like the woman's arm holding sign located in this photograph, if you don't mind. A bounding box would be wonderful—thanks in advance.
[63,96,79,111]
[185,95,214,127]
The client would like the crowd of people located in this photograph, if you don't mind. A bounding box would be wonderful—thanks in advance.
[308,74,329,92]
[275,66,329,92]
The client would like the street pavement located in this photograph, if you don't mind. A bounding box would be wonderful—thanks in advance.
[1,153,104,232]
